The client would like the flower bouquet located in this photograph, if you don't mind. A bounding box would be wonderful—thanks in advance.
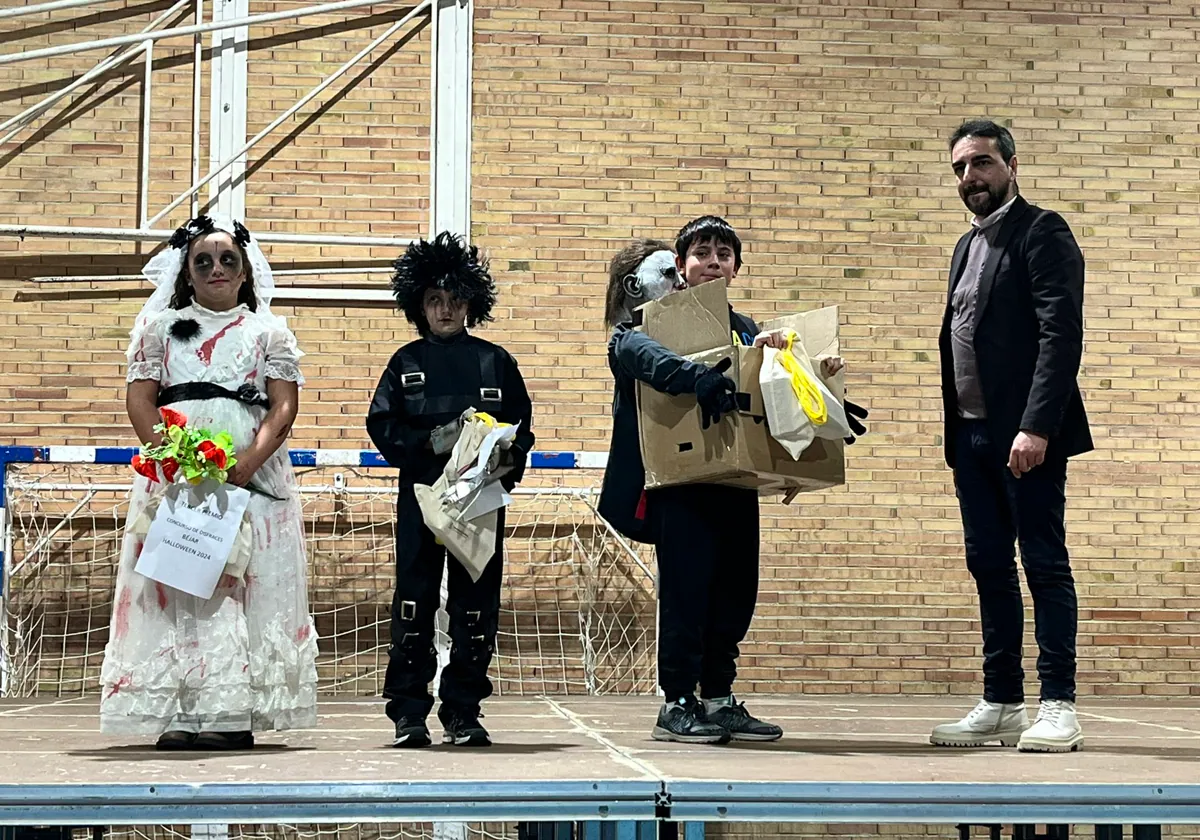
[128,407,263,595]
[131,407,282,501]
[131,407,237,485]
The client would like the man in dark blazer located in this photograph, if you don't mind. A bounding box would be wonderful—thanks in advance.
[930,120,1093,754]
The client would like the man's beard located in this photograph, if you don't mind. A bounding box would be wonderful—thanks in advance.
[959,181,1010,218]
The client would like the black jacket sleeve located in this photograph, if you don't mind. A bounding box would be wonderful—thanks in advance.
[608,325,708,395]
[366,354,430,472]
[1019,211,1085,438]
[499,351,535,489]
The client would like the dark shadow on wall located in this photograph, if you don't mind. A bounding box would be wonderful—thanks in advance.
[0,0,180,45]
[0,7,427,105]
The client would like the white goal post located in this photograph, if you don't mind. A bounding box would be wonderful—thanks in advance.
[0,446,657,700]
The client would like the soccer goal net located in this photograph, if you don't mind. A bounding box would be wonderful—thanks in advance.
[0,450,657,699]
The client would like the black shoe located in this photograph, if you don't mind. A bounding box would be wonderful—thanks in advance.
[155,730,196,751]
[439,708,491,747]
[392,717,431,748]
[652,696,730,744]
[703,696,783,742]
[192,731,255,750]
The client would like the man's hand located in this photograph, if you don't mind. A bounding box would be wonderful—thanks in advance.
[1008,431,1048,478]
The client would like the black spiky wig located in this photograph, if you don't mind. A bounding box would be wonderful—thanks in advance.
[390,232,497,334]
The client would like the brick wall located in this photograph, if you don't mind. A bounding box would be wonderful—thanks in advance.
[1,0,1198,714]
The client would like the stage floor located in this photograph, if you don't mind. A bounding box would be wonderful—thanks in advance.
[0,695,1198,826]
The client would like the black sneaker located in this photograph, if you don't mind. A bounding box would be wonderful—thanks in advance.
[439,708,491,747]
[652,696,730,744]
[704,696,783,742]
[392,717,431,748]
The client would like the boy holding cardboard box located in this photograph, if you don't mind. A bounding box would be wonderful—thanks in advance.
[601,216,858,744]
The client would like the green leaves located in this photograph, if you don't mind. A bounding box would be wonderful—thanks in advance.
[135,417,236,487]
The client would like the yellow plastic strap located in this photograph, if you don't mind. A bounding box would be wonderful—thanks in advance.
[776,332,827,425]
[470,411,512,429]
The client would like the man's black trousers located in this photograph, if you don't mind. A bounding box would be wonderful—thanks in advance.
[954,419,1077,703]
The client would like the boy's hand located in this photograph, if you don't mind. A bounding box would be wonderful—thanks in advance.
[754,335,845,378]
[818,355,845,378]
[752,330,789,350]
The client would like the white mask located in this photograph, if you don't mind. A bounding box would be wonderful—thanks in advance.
[623,250,685,311]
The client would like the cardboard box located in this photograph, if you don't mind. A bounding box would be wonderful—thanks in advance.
[636,280,846,498]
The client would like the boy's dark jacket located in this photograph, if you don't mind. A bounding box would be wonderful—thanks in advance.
[367,330,535,490]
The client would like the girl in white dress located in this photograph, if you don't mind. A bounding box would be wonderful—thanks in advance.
[101,216,318,749]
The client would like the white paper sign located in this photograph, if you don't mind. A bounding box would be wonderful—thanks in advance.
[135,481,252,599]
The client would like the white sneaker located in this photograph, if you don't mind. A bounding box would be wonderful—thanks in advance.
[1017,700,1083,753]
[930,699,1029,747]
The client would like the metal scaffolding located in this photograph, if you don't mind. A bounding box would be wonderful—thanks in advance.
[0,0,475,304]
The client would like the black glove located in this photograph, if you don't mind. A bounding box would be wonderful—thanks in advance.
[694,357,738,429]
[844,399,869,444]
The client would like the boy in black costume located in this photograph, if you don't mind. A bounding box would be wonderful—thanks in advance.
[600,217,865,744]
[367,232,534,748]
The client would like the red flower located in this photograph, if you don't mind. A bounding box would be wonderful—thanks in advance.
[211,448,228,469]
[131,454,159,483]
[161,457,179,482]
[159,407,187,428]
[197,440,218,462]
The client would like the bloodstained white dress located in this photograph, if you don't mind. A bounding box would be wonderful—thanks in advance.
[100,301,318,735]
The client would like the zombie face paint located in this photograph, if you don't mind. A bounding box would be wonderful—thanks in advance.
[188,232,248,311]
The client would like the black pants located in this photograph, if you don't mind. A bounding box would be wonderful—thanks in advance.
[654,483,759,700]
[383,485,504,722]
[954,419,1077,704]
